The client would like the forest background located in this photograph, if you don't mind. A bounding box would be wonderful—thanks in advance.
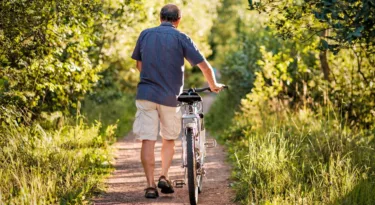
[1,0,374,204]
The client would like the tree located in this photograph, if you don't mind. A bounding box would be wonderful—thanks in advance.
[248,0,375,51]
[247,0,375,80]
[0,0,107,123]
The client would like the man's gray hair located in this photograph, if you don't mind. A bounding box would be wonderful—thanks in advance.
[160,4,181,22]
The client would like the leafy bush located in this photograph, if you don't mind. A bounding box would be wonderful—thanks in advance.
[208,1,375,136]
[0,0,107,122]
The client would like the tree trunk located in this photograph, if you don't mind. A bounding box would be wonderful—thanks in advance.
[319,30,331,81]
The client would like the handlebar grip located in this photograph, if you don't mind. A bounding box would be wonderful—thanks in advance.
[206,85,228,92]
[183,85,228,93]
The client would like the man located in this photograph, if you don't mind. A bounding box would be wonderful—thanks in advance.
[131,4,224,199]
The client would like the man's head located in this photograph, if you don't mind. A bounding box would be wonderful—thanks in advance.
[160,4,181,28]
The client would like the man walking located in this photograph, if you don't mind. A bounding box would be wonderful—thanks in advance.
[131,4,224,199]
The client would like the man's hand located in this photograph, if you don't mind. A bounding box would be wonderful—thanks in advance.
[209,83,225,93]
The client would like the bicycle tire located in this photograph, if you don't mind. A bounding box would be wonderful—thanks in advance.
[186,127,198,205]
[197,147,203,194]
[198,168,203,193]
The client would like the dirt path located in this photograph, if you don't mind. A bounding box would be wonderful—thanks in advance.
[93,95,236,205]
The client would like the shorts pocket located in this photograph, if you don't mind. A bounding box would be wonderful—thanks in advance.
[133,111,143,136]
[172,114,182,137]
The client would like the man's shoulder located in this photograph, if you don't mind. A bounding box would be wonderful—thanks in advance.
[178,32,191,40]
[139,27,153,35]
[141,26,186,36]
[138,27,195,45]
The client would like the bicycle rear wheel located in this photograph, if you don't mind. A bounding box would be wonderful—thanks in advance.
[186,127,198,205]
[197,161,203,193]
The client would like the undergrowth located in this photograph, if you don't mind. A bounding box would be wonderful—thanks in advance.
[217,104,375,204]
[0,121,116,204]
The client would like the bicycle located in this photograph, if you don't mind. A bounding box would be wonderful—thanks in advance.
[174,86,227,205]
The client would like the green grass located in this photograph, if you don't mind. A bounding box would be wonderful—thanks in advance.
[0,92,135,204]
[209,104,375,204]
[0,121,116,204]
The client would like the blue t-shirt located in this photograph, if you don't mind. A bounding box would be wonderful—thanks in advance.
[131,22,205,107]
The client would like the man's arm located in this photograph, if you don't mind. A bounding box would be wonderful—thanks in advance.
[136,61,142,72]
[197,60,223,93]
[181,34,224,93]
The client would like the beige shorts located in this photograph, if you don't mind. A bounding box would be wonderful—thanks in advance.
[133,100,182,141]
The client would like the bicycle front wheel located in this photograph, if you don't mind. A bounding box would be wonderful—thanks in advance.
[186,127,198,205]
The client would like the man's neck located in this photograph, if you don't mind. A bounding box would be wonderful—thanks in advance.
[161,21,177,28]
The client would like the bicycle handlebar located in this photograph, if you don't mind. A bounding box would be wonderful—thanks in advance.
[184,85,229,93]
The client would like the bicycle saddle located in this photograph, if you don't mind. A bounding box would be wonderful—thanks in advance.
[177,92,202,103]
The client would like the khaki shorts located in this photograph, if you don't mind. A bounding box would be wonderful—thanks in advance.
[133,100,182,141]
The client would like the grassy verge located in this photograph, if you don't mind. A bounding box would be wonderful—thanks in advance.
[0,121,116,204]
[209,101,375,204]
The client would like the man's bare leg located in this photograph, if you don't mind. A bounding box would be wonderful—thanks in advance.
[161,139,175,177]
[141,140,156,187]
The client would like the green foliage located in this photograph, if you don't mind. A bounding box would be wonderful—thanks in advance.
[246,1,375,123]
[207,0,273,135]
[82,93,136,137]
[0,0,105,122]
[210,1,375,130]
[248,35,375,127]
[248,0,375,55]
[0,121,115,204]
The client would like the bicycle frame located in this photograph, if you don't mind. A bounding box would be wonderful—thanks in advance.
[180,101,206,173]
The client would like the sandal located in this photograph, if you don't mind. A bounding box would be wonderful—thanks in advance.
[144,187,159,198]
[157,175,175,194]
